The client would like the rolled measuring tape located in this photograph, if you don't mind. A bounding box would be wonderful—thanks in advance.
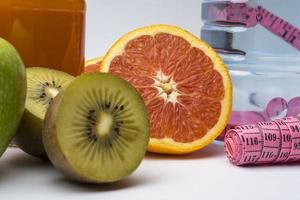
[225,116,300,166]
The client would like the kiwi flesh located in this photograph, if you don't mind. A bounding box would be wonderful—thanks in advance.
[43,73,149,183]
[15,67,74,159]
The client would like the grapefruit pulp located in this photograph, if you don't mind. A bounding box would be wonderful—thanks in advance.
[101,25,232,154]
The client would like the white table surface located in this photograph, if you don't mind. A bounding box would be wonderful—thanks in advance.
[2,0,300,199]
[1,142,300,200]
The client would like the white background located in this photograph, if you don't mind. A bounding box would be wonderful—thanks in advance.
[85,0,202,59]
[1,1,300,200]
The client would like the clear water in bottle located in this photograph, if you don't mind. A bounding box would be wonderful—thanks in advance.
[201,0,300,137]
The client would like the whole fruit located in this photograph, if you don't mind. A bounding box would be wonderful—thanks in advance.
[0,38,26,157]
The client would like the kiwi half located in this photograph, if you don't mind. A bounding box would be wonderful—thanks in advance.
[15,67,74,159]
[43,73,149,183]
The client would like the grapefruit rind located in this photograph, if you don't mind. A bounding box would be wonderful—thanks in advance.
[101,24,232,154]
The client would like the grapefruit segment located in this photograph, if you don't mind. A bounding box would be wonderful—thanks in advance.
[101,25,232,154]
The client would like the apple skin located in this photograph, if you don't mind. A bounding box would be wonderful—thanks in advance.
[0,38,26,157]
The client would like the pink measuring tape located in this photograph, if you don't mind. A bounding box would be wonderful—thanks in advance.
[217,97,300,141]
[207,2,300,51]
[225,116,300,165]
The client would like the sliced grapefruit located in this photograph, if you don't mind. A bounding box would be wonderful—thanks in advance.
[84,57,103,73]
[101,25,232,154]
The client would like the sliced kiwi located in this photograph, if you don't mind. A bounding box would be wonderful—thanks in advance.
[15,67,74,159]
[42,73,149,183]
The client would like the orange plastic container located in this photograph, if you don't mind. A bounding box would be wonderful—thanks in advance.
[0,0,86,76]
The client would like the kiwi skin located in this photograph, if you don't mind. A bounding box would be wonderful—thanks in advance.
[43,73,150,183]
[15,109,46,158]
[42,89,79,179]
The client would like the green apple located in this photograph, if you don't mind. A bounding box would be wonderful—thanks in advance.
[0,38,26,157]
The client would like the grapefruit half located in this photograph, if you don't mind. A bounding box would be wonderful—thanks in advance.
[84,57,103,73]
[101,25,232,154]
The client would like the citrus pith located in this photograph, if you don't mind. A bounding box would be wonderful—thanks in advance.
[101,25,232,154]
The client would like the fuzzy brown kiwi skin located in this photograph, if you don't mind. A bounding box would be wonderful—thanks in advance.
[15,110,47,159]
[42,89,89,182]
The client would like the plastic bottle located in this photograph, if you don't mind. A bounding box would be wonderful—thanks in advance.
[201,0,300,134]
[0,0,86,76]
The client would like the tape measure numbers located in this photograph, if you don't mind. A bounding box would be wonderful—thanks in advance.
[225,116,300,165]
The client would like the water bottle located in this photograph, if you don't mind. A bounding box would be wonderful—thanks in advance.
[201,0,300,137]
